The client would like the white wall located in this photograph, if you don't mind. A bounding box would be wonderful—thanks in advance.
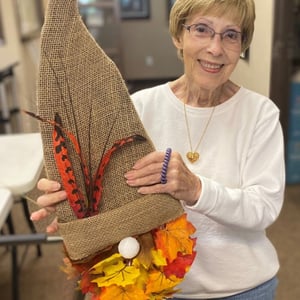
[120,1,183,80]
[0,0,20,67]
[0,0,43,132]
[231,0,275,97]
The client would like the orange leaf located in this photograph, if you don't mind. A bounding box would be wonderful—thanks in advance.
[100,285,148,300]
[154,214,196,261]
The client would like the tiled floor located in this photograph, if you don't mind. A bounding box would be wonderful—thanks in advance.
[0,184,299,300]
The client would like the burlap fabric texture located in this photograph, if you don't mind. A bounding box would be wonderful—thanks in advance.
[37,0,183,262]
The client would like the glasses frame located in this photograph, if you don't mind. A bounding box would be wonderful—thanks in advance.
[182,23,242,46]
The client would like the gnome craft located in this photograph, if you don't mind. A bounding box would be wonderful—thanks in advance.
[30,0,196,298]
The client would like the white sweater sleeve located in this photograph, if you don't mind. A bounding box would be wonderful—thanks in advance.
[186,107,285,231]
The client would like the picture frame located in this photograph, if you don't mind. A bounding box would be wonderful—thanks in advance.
[15,0,43,41]
[0,3,4,46]
[119,0,150,20]
[167,0,176,19]
[167,0,176,15]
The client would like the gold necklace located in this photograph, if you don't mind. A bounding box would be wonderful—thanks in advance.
[183,101,216,163]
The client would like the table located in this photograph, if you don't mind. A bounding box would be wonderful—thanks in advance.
[0,132,44,249]
[0,132,44,195]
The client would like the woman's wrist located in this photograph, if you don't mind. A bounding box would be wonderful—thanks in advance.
[185,176,201,206]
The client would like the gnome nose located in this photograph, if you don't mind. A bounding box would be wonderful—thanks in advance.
[118,236,140,259]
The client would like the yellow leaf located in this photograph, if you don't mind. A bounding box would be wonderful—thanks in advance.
[135,264,149,289]
[90,253,123,274]
[90,254,142,287]
[146,270,181,295]
[92,262,141,287]
[151,249,167,267]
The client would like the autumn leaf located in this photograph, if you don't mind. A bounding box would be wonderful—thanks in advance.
[79,271,98,294]
[145,270,181,295]
[135,264,150,289]
[163,251,196,279]
[100,285,148,300]
[90,253,123,274]
[154,214,196,261]
[92,260,141,287]
[90,254,144,288]
[151,249,167,267]
[90,294,99,300]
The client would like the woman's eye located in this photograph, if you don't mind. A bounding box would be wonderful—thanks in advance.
[195,24,209,33]
[224,30,239,40]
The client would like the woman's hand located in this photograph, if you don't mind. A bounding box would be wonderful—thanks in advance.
[124,150,201,206]
[30,178,67,233]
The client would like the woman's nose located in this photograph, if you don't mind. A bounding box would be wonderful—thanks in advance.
[205,35,224,56]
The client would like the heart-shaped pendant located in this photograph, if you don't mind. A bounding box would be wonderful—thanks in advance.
[186,152,199,163]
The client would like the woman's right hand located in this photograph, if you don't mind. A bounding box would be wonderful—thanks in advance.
[30,178,67,233]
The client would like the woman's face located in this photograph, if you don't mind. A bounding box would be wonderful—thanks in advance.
[173,13,242,91]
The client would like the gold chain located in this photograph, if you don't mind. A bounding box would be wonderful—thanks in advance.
[183,102,216,163]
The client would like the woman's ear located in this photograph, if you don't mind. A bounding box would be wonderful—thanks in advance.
[172,36,183,50]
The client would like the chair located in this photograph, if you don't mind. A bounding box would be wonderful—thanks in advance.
[0,231,63,300]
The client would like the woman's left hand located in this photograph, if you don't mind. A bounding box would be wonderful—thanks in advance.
[124,150,201,206]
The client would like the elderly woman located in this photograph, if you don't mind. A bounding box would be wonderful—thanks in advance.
[32,0,284,299]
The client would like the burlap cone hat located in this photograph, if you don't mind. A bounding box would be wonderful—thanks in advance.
[36,0,183,263]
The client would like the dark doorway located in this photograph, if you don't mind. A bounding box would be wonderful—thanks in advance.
[269,0,295,139]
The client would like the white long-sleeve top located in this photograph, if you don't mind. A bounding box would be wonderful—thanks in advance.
[131,83,285,299]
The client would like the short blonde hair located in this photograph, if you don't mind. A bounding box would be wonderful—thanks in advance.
[169,0,255,57]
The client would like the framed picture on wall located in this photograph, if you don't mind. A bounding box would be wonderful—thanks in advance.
[167,0,176,18]
[119,0,150,19]
[15,0,43,40]
[0,2,4,46]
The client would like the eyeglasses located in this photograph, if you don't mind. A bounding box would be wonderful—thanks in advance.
[182,23,242,49]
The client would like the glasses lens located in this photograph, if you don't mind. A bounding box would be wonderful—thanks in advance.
[191,24,213,38]
[222,30,241,44]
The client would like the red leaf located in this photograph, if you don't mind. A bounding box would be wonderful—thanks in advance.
[163,251,196,279]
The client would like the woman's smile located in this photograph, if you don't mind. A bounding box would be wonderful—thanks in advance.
[198,59,225,73]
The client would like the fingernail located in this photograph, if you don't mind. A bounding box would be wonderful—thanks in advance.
[59,190,67,198]
[53,182,61,189]
[137,188,144,194]
[30,212,39,221]
[124,171,134,180]
[126,179,134,186]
